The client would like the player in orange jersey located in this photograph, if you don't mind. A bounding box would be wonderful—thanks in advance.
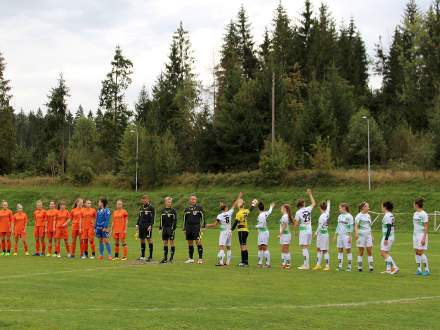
[110,200,129,260]
[0,200,13,256]
[12,204,29,256]
[45,201,58,257]
[54,200,71,258]
[33,200,47,256]
[80,200,96,259]
[70,198,84,258]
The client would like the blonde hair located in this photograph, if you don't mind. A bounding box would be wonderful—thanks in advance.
[16,203,23,211]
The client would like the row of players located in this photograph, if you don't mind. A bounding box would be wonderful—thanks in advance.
[0,190,431,275]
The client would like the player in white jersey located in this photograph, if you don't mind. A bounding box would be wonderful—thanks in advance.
[334,203,354,271]
[256,201,275,268]
[313,200,330,271]
[278,204,294,269]
[354,202,374,272]
[206,192,242,266]
[413,198,430,276]
[380,201,398,275]
[294,189,316,270]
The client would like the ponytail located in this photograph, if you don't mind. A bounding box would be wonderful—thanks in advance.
[284,204,294,224]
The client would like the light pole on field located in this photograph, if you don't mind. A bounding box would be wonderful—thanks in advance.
[130,127,139,192]
[362,116,371,191]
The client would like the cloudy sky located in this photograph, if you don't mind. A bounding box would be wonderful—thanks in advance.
[0,0,433,113]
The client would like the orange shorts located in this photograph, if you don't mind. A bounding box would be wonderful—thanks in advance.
[14,231,26,239]
[81,228,95,240]
[71,229,80,238]
[113,232,126,239]
[46,231,55,239]
[0,231,10,237]
[34,226,45,238]
[55,227,69,240]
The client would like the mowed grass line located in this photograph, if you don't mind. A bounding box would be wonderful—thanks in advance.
[0,228,438,329]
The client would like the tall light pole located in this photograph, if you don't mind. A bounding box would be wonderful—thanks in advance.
[130,128,139,192]
[362,116,371,191]
[271,71,275,153]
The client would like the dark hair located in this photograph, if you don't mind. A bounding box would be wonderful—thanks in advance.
[339,203,349,212]
[219,201,227,211]
[320,201,327,211]
[382,201,394,211]
[297,199,305,208]
[358,201,368,212]
[414,198,424,209]
[258,201,265,211]
[283,204,294,224]
[99,197,108,208]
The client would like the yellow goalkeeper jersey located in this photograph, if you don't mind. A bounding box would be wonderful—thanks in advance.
[235,208,250,232]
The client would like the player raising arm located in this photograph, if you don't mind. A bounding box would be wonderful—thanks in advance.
[111,200,129,261]
[295,189,316,270]
[136,195,155,262]
[33,200,47,256]
[334,203,354,271]
[354,202,374,272]
[313,200,330,271]
[231,196,256,267]
[95,197,112,260]
[45,201,58,257]
[159,197,177,264]
[380,201,398,275]
[413,198,430,276]
[12,204,29,256]
[206,192,242,266]
[183,195,205,264]
[0,200,14,256]
[279,204,294,269]
[256,201,275,268]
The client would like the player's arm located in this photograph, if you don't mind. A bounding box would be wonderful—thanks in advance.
[103,210,111,232]
[200,207,205,228]
[422,214,429,245]
[172,210,177,233]
[307,189,316,208]
[314,218,322,237]
[151,206,156,226]
[182,211,187,231]
[136,209,141,230]
[267,202,275,216]
[231,192,243,209]
[231,219,239,231]
[206,219,220,228]
[159,212,163,231]
[354,217,359,240]
[280,222,287,236]
[64,212,71,227]
[124,211,128,234]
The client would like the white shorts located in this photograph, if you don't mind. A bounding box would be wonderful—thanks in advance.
[219,231,232,246]
[258,231,269,246]
[337,235,351,249]
[380,237,394,252]
[299,232,312,246]
[316,234,329,251]
[279,233,291,245]
[356,233,373,248]
[413,233,428,250]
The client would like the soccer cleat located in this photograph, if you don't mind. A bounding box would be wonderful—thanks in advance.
[215,262,224,267]
[25,252,30,256]
[358,269,363,272]
[422,270,430,276]
[81,255,87,259]
[33,253,40,256]
[381,270,391,274]
[297,265,310,270]
[257,263,263,268]
[263,264,271,268]
[369,268,374,273]
[57,254,61,258]
[324,265,330,271]
[185,259,195,264]
[113,257,120,261]
[89,256,95,259]
[337,267,343,272]
[40,253,45,257]
[13,252,18,256]
[390,268,399,275]
[67,253,71,258]
[52,254,57,257]
[98,256,104,260]
[137,256,145,262]
[69,255,75,259]
[312,264,321,271]
[415,270,423,276]
[146,257,152,262]
[5,252,10,256]
[197,259,204,264]
[346,267,352,272]
[108,256,113,261]
[160,258,168,264]
[46,253,51,257]
[284,264,291,269]
[121,257,128,261]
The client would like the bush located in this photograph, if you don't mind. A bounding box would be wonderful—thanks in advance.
[310,137,334,171]
[68,154,94,185]
[258,138,293,184]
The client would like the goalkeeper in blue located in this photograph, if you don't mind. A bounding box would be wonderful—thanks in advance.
[95,197,112,260]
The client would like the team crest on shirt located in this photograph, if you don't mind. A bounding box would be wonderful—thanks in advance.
[193,211,197,215]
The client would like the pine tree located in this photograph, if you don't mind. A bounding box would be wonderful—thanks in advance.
[135,85,156,132]
[236,5,258,79]
[271,3,295,74]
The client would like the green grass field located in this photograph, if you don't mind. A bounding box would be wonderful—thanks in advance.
[0,184,439,329]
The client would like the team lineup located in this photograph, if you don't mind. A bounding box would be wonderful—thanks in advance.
[0,189,431,276]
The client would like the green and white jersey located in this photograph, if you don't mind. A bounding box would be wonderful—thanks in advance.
[279,214,290,235]
[336,213,353,236]
[216,208,234,232]
[355,212,372,236]
[382,211,395,240]
[256,206,273,232]
[316,211,329,236]
[413,210,428,234]
[295,206,313,234]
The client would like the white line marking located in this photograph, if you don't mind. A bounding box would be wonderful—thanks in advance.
[0,296,439,313]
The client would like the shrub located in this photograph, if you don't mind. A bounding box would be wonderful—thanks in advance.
[258,138,293,184]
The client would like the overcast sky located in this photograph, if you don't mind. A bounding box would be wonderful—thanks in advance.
[0,0,433,113]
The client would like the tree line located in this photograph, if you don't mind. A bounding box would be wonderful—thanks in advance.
[1,0,440,186]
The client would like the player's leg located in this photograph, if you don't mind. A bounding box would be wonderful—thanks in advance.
[196,230,204,264]
[170,240,175,262]
[226,243,232,266]
[40,229,46,256]
[5,233,11,255]
[139,237,146,260]
[104,236,112,260]
[186,239,195,263]
[114,236,120,259]
[13,235,19,255]
[33,227,40,256]
[121,236,128,260]
[366,245,374,272]
[419,237,430,275]
[146,237,153,261]
[263,244,271,267]
[346,247,352,271]
[89,229,96,259]
[357,246,364,272]
[217,245,225,266]
[314,248,322,270]
[0,233,6,255]
[161,229,169,263]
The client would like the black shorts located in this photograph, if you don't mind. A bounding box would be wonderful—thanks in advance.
[185,226,201,241]
[161,228,175,241]
[238,231,248,245]
[139,227,152,240]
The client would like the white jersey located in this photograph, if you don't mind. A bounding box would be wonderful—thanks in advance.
[336,213,354,236]
[279,214,290,235]
[355,212,372,236]
[382,212,395,240]
[256,206,273,232]
[216,208,234,232]
[413,210,428,234]
[295,206,313,234]
[316,210,329,236]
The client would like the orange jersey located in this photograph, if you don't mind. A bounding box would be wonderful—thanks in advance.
[13,211,28,233]
[33,209,47,227]
[0,209,13,232]
[46,209,59,232]
[55,209,71,228]
[82,208,96,230]
[112,209,128,233]
[70,208,83,230]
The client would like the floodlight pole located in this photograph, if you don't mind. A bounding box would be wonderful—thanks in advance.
[363,116,371,191]
[271,71,275,153]
[131,127,139,192]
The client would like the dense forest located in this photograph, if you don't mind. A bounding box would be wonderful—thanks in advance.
[1,0,440,186]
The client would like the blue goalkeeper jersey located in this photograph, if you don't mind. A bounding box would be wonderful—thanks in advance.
[95,208,111,229]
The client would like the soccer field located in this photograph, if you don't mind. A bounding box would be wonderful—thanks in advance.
[0,228,438,329]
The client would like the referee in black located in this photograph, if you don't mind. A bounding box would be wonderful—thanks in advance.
[159,196,177,263]
[136,195,155,262]
[183,195,205,264]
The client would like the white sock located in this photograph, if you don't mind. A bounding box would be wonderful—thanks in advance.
[357,255,363,270]
[316,251,322,266]
[281,253,287,265]
[416,255,422,271]
[324,252,330,265]
[421,254,429,271]
[390,256,397,269]
[368,256,374,269]
[258,250,263,264]
[386,256,392,271]
[338,252,343,268]
[347,253,352,269]
[302,248,309,267]
[226,250,232,264]
[264,250,271,265]
[286,253,291,265]
[218,250,225,264]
